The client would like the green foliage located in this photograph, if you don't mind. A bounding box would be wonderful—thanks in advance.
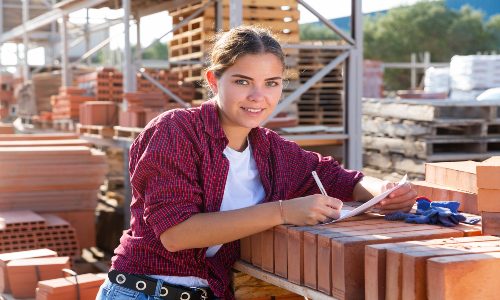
[300,23,339,41]
[486,15,500,49]
[363,0,500,90]
[141,41,168,60]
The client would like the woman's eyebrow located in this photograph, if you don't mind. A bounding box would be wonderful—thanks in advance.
[232,74,253,80]
[231,74,282,81]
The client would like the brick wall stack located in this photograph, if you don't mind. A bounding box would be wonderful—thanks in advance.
[363,60,383,98]
[413,160,479,214]
[476,156,500,236]
[365,235,500,300]
[79,101,118,126]
[0,134,107,249]
[119,92,165,128]
[51,87,95,121]
[77,68,123,102]
[0,248,57,294]
[36,273,105,300]
[137,68,195,104]
[0,73,14,119]
[240,209,481,299]
[0,211,79,257]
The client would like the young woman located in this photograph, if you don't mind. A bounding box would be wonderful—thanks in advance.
[97,26,416,300]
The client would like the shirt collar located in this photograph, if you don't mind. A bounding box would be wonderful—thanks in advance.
[200,99,227,140]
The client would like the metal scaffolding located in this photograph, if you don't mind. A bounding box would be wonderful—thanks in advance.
[0,0,363,169]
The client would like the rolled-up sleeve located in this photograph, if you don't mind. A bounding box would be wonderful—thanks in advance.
[129,121,203,238]
[269,132,363,202]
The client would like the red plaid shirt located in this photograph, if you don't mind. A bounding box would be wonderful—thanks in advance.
[111,100,363,298]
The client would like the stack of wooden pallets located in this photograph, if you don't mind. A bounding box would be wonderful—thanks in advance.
[297,45,345,126]
[240,211,481,299]
[362,98,500,180]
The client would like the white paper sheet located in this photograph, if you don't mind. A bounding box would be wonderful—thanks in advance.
[322,174,408,224]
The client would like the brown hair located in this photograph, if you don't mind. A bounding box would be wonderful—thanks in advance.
[206,25,285,79]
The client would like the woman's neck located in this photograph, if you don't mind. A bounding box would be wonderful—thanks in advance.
[223,124,250,152]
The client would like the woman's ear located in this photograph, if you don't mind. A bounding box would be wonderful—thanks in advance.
[205,70,218,95]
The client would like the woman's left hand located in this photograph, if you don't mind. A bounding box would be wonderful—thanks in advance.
[375,182,417,214]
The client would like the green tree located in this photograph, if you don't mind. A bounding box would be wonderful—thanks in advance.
[363,0,498,90]
[141,41,168,60]
[300,23,339,40]
[486,15,500,50]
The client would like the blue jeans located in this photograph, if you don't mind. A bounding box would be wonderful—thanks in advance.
[96,278,165,300]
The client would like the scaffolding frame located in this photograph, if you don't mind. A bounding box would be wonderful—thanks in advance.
[1,0,363,227]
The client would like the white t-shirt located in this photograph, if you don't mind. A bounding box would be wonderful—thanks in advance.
[150,141,265,287]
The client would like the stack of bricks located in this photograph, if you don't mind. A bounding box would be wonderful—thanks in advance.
[0,134,107,249]
[51,87,95,120]
[168,0,300,106]
[413,160,479,214]
[365,235,500,300]
[0,210,80,257]
[36,273,105,300]
[363,60,383,98]
[477,156,500,236]
[137,68,195,103]
[0,73,14,119]
[6,256,71,298]
[76,67,123,102]
[240,212,481,299]
[119,92,166,128]
[79,101,118,126]
[0,248,58,295]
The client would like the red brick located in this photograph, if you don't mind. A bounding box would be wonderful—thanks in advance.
[0,249,57,294]
[427,252,500,300]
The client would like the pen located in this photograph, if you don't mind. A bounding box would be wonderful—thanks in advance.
[312,171,328,196]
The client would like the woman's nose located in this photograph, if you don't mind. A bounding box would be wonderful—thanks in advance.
[248,86,265,101]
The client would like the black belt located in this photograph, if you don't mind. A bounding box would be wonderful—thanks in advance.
[108,270,213,300]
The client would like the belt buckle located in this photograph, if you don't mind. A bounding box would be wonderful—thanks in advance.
[191,287,208,300]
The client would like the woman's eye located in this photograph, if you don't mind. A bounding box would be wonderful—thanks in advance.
[266,81,280,87]
[235,79,249,85]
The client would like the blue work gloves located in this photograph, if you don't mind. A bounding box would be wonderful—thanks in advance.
[384,197,481,227]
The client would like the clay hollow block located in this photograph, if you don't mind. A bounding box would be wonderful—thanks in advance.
[7,256,71,298]
[476,156,500,189]
[0,249,57,294]
[36,273,105,300]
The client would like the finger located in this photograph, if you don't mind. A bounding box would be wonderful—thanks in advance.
[379,199,415,212]
[381,189,417,206]
[322,206,341,220]
[388,182,413,198]
[324,197,343,210]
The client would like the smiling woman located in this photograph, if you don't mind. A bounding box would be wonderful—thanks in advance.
[96,25,417,300]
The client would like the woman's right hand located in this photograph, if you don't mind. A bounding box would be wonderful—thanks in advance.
[281,195,343,226]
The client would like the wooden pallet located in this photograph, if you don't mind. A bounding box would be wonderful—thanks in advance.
[113,126,143,141]
[363,98,500,122]
[363,135,500,161]
[51,119,75,132]
[77,124,114,139]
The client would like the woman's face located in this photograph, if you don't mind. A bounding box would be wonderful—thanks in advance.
[207,53,284,134]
